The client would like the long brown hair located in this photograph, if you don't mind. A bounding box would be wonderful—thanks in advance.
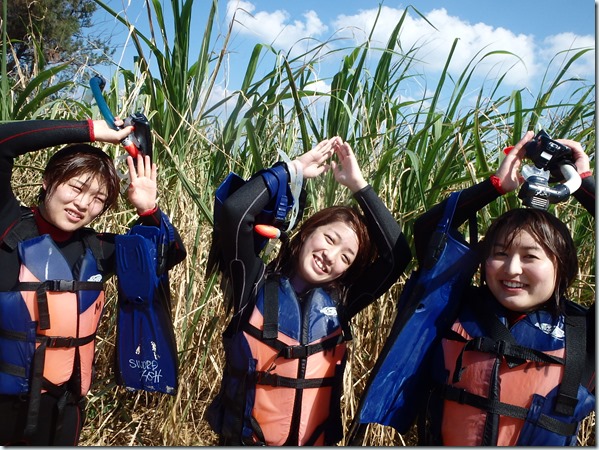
[480,208,578,314]
[269,205,376,297]
[38,144,120,215]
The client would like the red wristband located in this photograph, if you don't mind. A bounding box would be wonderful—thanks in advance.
[87,119,95,142]
[139,206,158,216]
[490,175,505,194]
[503,146,515,155]
[579,171,592,179]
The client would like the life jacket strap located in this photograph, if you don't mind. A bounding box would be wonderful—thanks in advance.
[14,280,103,330]
[38,333,96,349]
[453,336,565,383]
[442,385,578,437]
[256,371,335,389]
[244,323,344,359]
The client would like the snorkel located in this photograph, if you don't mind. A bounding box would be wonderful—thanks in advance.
[89,75,153,162]
[518,130,582,210]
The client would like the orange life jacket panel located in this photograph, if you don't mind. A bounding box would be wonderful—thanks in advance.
[207,276,348,446]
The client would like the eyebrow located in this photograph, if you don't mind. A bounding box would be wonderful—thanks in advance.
[493,242,541,251]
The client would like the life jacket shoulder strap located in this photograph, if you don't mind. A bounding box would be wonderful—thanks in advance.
[1,207,38,250]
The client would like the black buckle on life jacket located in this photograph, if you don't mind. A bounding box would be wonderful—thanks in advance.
[282,345,307,359]
[44,280,76,292]
[46,336,75,348]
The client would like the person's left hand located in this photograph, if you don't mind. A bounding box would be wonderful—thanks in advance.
[126,154,158,214]
[331,140,368,193]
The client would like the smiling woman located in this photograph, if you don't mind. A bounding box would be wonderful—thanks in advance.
[0,119,186,446]
[206,136,411,446]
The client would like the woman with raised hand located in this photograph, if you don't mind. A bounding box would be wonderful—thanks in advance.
[411,131,595,446]
[207,137,411,446]
[0,118,186,445]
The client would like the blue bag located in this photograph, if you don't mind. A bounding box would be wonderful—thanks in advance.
[115,212,178,394]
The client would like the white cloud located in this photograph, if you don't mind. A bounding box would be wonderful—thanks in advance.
[333,7,536,86]
[219,2,593,103]
[226,0,328,56]
[539,33,595,80]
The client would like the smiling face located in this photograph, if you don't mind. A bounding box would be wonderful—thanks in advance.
[39,175,108,232]
[292,221,360,291]
[485,229,557,313]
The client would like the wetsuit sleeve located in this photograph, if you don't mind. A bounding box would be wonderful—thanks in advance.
[573,175,595,218]
[343,185,411,319]
[413,178,499,264]
[220,174,273,314]
[0,120,93,238]
[573,175,596,389]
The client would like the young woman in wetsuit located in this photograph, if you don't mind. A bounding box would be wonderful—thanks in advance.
[0,119,186,445]
[207,136,411,446]
[413,131,595,446]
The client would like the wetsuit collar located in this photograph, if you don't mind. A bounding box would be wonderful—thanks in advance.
[32,206,73,242]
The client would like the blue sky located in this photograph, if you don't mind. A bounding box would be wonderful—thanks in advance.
[94,0,595,111]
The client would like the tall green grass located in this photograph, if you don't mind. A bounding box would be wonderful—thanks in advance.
[3,0,595,445]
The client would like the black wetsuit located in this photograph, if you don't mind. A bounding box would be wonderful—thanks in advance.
[0,120,186,445]
[209,168,411,445]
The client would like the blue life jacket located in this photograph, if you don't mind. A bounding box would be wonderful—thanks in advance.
[424,291,595,446]
[206,276,350,446]
[0,208,104,435]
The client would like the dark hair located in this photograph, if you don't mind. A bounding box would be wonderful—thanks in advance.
[38,144,120,214]
[269,205,376,296]
[480,208,578,314]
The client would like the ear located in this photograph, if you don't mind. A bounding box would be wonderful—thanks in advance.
[42,178,48,190]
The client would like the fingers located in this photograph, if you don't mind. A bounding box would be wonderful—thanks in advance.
[508,130,534,160]
[127,154,155,180]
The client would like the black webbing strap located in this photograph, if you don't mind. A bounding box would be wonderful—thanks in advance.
[23,341,47,437]
[555,314,585,416]
[256,371,335,389]
[442,385,578,436]
[262,278,279,339]
[453,335,566,383]
[15,280,103,330]
[243,323,344,359]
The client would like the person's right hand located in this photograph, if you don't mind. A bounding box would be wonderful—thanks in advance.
[92,118,134,144]
[291,137,338,179]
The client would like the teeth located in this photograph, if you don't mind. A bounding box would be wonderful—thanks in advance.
[503,281,524,288]
[315,256,326,272]
[67,210,82,219]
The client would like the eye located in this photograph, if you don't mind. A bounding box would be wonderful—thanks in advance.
[69,184,82,193]
[324,234,333,244]
[341,254,351,265]
[524,253,540,260]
